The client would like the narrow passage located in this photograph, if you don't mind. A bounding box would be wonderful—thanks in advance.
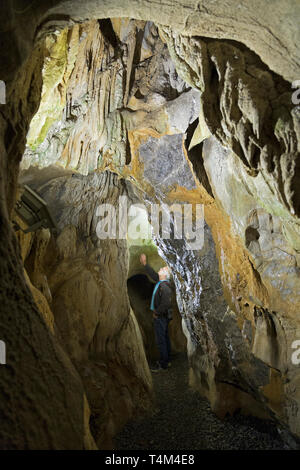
[115,353,287,450]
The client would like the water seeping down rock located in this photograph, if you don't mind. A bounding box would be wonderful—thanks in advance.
[0,1,300,449]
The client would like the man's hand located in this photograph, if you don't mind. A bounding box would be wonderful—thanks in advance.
[153,313,158,319]
[140,253,147,266]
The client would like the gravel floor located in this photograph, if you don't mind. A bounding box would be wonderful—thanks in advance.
[115,353,289,450]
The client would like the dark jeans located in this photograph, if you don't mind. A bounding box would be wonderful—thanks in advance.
[153,316,171,368]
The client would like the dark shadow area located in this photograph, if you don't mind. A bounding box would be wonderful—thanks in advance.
[245,226,260,248]
[185,119,214,197]
[127,274,159,363]
[98,18,119,48]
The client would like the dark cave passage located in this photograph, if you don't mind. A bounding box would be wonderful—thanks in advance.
[127,272,187,366]
[127,274,159,363]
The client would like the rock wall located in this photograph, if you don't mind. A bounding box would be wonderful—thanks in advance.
[21,20,194,174]
[201,137,300,437]
[155,28,300,437]
[0,205,97,448]
[155,222,275,420]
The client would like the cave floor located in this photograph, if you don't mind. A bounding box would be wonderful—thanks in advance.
[115,353,288,450]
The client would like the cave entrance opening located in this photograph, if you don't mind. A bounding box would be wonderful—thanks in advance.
[127,273,160,364]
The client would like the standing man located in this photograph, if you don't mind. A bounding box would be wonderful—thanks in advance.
[140,253,172,372]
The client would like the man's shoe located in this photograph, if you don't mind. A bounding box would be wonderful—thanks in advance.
[150,362,167,372]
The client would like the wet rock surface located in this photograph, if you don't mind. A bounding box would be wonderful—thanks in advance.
[115,353,289,450]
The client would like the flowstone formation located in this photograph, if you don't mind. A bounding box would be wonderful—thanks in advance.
[0,0,300,449]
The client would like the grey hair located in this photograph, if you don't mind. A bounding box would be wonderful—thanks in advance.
[165,266,171,280]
